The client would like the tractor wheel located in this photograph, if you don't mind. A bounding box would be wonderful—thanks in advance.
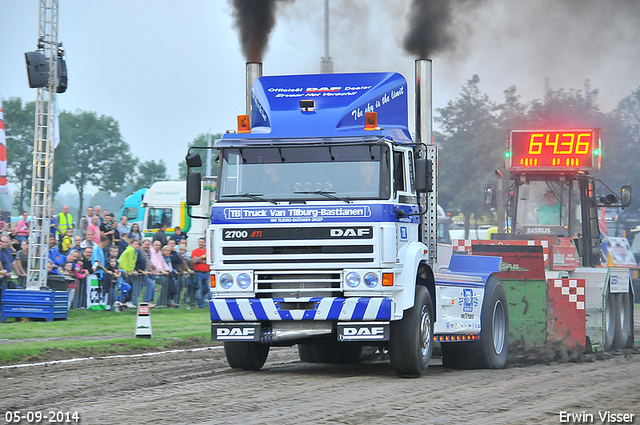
[388,285,434,378]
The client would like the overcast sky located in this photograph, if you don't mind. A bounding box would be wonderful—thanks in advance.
[1,0,639,190]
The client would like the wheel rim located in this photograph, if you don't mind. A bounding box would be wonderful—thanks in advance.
[492,300,506,355]
[420,305,432,357]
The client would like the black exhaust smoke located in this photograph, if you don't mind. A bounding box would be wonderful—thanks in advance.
[231,0,279,63]
[403,0,484,58]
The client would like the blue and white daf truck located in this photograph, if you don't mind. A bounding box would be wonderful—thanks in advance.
[185,60,508,377]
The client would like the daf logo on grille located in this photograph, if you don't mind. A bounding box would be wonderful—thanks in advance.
[330,228,371,237]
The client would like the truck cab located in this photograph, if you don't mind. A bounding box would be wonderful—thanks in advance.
[187,62,508,376]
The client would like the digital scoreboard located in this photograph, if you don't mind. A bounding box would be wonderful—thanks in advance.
[507,129,601,172]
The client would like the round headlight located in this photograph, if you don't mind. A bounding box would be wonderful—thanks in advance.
[364,272,379,288]
[236,273,252,289]
[346,271,361,288]
[219,273,233,289]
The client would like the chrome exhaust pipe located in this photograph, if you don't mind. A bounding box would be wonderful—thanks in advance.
[415,59,433,146]
[246,62,263,116]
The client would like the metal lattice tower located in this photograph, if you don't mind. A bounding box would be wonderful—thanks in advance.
[26,0,59,289]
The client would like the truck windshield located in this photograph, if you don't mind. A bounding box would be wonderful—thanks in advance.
[513,180,581,237]
[217,144,391,202]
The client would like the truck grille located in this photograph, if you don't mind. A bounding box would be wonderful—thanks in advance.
[219,226,377,266]
[255,270,342,298]
[222,245,373,264]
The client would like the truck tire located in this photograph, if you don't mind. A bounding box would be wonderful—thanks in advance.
[224,342,270,371]
[297,343,362,364]
[388,285,434,378]
[612,291,632,349]
[476,276,508,369]
[441,276,508,369]
[604,287,616,351]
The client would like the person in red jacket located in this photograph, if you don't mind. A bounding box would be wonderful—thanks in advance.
[190,237,210,308]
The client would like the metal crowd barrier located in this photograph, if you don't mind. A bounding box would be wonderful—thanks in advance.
[154,273,195,307]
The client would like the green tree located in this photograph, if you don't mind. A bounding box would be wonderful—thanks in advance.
[602,87,640,210]
[60,111,136,216]
[133,159,167,189]
[3,97,74,213]
[436,75,504,237]
[178,133,221,179]
[3,97,34,213]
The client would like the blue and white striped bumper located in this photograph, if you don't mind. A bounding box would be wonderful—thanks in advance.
[210,297,393,322]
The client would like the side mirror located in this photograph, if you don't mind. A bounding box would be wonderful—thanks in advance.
[186,152,203,168]
[414,159,433,193]
[621,185,632,208]
[485,184,497,207]
[186,172,202,206]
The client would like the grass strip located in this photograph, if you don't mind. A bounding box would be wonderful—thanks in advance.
[0,307,216,365]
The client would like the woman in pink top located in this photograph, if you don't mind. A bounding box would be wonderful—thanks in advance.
[150,240,170,273]
[87,215,101,244]
[16,212,30,244]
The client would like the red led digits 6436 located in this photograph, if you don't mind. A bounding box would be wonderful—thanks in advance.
[508,129,600,171]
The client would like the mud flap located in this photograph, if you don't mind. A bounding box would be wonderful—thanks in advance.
[212,322,260,341]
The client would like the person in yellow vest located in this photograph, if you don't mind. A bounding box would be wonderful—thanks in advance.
[56,205,74,240]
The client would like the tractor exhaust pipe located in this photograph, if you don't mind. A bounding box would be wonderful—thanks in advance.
[415,59,433,146]
[246,62,263,116]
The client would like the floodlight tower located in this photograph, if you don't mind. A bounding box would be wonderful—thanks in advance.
[26,0,61,289]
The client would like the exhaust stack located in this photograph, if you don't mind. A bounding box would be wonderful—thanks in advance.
[415,59,433,146]
[246,62,263,116]
[415,59,438,265]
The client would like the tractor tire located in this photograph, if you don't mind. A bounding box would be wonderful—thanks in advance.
[224,341,270,371]
[442,276,508,369]
[388,285,434,378]
[297,343,362,364]
[604,287,616,351]
[612,291,633,349]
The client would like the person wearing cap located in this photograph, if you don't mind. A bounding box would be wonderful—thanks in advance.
[536,190,565,225]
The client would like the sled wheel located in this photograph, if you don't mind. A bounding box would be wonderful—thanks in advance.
[224,341,270,371]
[604,287,616,351]
[389,285,434,377]
[612,291,633,349]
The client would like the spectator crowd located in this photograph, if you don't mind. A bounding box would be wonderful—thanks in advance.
[0,205,211,311]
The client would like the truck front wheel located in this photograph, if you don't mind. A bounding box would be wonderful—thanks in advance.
[224,342,270,371]
[388,285,434,378]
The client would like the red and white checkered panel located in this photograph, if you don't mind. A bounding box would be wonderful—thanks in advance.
[550,279,585,310]
[451,239,550,262]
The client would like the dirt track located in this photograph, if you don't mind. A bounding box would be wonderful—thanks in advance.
[1,343,639,425]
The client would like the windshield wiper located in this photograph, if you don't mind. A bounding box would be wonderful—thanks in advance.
[224,193,278,205]
[294,190,352,204]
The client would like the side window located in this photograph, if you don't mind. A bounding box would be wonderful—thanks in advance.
[147,208,172,229]
[394,151,405,193]
[123,207,138,220]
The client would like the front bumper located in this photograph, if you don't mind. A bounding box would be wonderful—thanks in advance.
[210,297,393,321]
